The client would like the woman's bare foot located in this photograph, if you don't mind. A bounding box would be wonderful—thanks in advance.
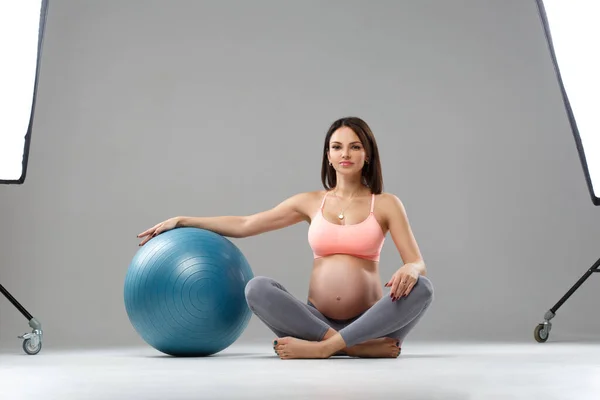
[274,337,329,359]
[346,337,401,358]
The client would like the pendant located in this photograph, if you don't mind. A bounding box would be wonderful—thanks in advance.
[338,213,344,220]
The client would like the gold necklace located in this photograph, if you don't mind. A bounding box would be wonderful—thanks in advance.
[333,189,359,220]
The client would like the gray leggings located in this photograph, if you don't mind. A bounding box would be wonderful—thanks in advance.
[244,275,434,348]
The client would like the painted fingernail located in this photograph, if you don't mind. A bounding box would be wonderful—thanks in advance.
[273,340,278,345]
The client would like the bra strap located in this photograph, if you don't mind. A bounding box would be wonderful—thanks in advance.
[320,191,329,209]
[370,194,375,213]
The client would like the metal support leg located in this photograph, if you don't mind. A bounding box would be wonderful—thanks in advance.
[0,283,43,354]
[534,256,600,342]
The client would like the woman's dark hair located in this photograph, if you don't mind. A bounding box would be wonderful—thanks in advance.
[321,116,383,194]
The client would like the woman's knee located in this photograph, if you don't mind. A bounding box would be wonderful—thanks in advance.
[412,275,434,304]
[244,276,275,305]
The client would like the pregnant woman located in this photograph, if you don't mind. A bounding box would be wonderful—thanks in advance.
[138,116,434,359]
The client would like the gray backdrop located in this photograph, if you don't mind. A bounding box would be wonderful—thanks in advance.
[2,0,599,351]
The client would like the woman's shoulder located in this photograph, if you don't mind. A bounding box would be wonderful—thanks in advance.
[375,192,405,210]
[279,190,325,219]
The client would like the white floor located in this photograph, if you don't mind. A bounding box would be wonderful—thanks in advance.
[2,341,600,400]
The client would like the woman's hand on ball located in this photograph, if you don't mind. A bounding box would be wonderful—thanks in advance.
[137,217,180,246]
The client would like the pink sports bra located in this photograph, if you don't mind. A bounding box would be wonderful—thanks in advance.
[308,191,386,262]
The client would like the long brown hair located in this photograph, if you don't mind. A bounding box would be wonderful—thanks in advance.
[321,117,383,194]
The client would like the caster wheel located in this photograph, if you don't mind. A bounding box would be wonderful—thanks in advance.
[534,324,549,343]
[23,338,42,355]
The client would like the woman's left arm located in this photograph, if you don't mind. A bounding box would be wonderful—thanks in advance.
[383,194,427,299]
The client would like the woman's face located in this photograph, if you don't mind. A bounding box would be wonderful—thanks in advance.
[327,127,368,176]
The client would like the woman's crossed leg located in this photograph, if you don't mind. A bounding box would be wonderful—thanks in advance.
[244,275,434,359]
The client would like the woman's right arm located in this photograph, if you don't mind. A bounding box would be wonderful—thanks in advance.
[176,192,312,238]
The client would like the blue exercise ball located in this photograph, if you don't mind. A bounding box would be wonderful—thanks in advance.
[124,227,254,357]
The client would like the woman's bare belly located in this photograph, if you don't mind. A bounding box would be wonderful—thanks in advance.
[308,254,383,320]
